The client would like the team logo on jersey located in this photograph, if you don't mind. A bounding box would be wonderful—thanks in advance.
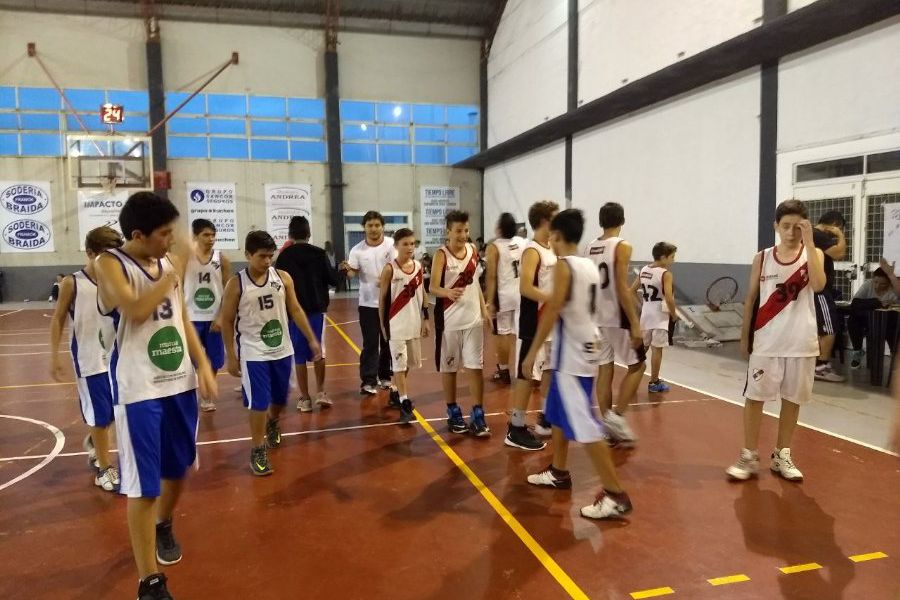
[752,369,765,381]
[589,247,605,255]
[147,326,186,372]
[270,280,283,292]
[261,320,284,348]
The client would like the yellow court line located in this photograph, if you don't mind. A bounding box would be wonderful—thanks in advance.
[779,563,822,574]
[326,315,591,600]
[630,587,675,599]
[707,574,750,586]
[849,552,888,563]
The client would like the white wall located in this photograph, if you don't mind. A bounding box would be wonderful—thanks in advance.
[487,0,567,146]
[572,70,761,265]
[578,0,760,103]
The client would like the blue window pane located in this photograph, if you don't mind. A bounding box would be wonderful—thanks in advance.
[378,126,408,142]
[165,92,205,115]
[412,104,445,125]
[210,137,248,159]
[0,133,17,155]
[168,136,208,158]
[65,114,105,132]
[208,119,245,135]
[342,143,376,163]
[249,96,286,118]
[288,122,323,139]
[0,87,15,109]
[251,120,288,137]
[117,116,150,133]
[379,144,411,164]
[342,123,375,141]
[207,94,246,116]
[447,105,479,126]
[448,128,478,144]
[0,114,17,129]
[107,90,149,113]
[290,141,326,162]
[64,89,105,111]
[340,100,375,122]
[168,117,207,134]
[22,113,60,131]
[377,103,410,124]
[288,98,325,120]
[19,87,60,110]
[414,145,445,165]
[21,133,62,156]
[415,127,445,143]
[448,146,478,163]
[251,139,289,161]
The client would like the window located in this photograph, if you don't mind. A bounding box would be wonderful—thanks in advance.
[251,139,289,161]
[0,87,15,109]
[414,145,445,165]
[208,119,245,135]
[18,87,60,110]
[343,143,377,163]
[168,136,208,158]
[210,137,248,159]
[21,133,62,156]
[169,118,207,134]
[867,150,900,174]
[291,141,326,162]
[289,122,323,139]
[341,101,375,122]
[288,98,325,120]
[207,94,246,116]
[379,144,411,164]
[65,89,105,111]
[796,157,864,182]
[343,123,375,141]
[0,133,17,155]
[251,120,288,137]
[165,92,205,115]
[249,96,286,118]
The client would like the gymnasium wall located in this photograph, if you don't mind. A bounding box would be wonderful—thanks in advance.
[0,10,481,301]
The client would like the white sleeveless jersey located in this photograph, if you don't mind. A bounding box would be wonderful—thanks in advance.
[638,265,670,331]
[184,250,223,322]
[236,268,294,362]
[585,236,627,328]
[101,249,197,405]
[552,257,602,376]
[751,246,818,357]
[518,239,557,339]
[68,270,116,377]
[493,237,524,312]
[385,259,425,341]
[435,243,482,332]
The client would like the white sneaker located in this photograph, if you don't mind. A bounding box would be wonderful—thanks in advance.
[200,398,217,412]
[580,490,632,519]
[94,467,120,492]
[360,384,378,395]
[726,448,760,480]
[814,366,845,382]
[378,379,392,390]
[315,391,333,408]
[603,410,637,445]
[771,448,803,481]
[297,396,313,412]
[532,423,552,437]
[526,466,572,489]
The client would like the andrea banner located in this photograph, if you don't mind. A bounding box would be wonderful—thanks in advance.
[0,181,54,253]
[186,182,239,250]
[265,183,312,248]
[77,189,127,250]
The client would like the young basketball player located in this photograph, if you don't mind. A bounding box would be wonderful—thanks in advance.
[95,192,218,600]
[49,225,123,492]
[430,210,491,436]
[524,209,633,520]
[378,228,429,424]
[485,212,523,385]
[504,201,559,451]
[630,242,678,393]
[726,200,825,482]
[585,202,644,447]
[221,230,321,476]
[182,219,231,411]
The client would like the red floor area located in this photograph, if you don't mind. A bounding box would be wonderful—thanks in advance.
[0,301,898,599]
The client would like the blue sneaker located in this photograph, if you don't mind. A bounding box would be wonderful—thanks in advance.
[447,405,468,434]
[469,406,491,438]
[648,380,670,393]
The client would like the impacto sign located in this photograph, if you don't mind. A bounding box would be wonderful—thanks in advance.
[0,181,54,253]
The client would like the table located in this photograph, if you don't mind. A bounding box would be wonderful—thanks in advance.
[866,308,900,386]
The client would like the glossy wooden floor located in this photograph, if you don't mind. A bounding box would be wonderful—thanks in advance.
[0,301,898,600]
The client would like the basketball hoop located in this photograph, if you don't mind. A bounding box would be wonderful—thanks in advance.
[100,175,118,196]
[706,276,739,311]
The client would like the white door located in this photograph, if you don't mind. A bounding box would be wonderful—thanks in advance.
[861,176,900,277]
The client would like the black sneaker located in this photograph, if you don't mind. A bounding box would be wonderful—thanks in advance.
[498,369,511,385]
[137,573,174,600]
[504,424,546,451]
[388,388,401,409]
[491,365,503,381]
[399,399,414,424]
[265,418,281,449]
[250,445,273,477]
[155,520,182,565]
[469,406,491,438]
[447,405,468,434]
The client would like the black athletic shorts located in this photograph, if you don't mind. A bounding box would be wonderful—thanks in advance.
[814,292,838,336]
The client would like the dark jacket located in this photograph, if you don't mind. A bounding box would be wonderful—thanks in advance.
[275,241,337,314]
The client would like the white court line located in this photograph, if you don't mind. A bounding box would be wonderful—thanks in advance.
[0,397,713,463]
[0,343,49,347]
[0,310,23,319]
[0,414,65,490]
[0,351,68,357]
[0,328,57,335]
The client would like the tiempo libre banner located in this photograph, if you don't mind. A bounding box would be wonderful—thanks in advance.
[0,181,55,253]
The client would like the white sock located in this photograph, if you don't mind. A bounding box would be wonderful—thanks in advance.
[499,364,508,370]
[400,394,408,401]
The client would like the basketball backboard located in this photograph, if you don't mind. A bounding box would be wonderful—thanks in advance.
[66,134,152,192]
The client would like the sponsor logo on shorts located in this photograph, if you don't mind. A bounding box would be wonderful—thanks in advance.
[752,369,765,381]
[445,356,456,367]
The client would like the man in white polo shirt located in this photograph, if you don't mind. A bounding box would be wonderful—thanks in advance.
[340,211,397,395]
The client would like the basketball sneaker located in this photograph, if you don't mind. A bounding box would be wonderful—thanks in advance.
[581,489,632,520]
[315,391,333,408]
[155,520,182,565]
[603,410,637,446]
[532,412,552,437]
[469,406,491,437]
[648,380,670,393]
[725,448,760,480]
[505,424,546,451]
[527,465,572,489]
[250,446,273,477]
[360,384,378,395]
[94,466,120,492]
[265,418,282,449]
[378,378,392,390]
[447,405,468,434]
[137,573,174,600]
[771,448,803,481]
[399,399,415,424]
[297,396,313,412]
[200,398,217,412]
[388,388,401,409]
[814,364,845,382]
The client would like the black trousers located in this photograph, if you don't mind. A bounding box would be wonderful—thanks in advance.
[358,306,392,386]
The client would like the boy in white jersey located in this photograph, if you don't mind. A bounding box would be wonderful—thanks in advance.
[221,231,321,476]
[49,226,123,492]
[630,242,678,393]
[726,200,825,482]
[585,202,644,447]
[378,228,430,424]
[96,192,218,600]
[505,201,559,451]
[181,218,231,412]
[523,209,633,520]
[430,210,492,436]
[485,212,523,385]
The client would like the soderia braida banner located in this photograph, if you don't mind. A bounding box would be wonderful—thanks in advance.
[265,184,311,248]
[0,181,55,253]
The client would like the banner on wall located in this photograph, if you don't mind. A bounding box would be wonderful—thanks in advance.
[265,183,312,248]
[76,189,127,250]
[0,181,54,253]
[186,182,239,250]
[420,186,459,249]
[883,203,900,271]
